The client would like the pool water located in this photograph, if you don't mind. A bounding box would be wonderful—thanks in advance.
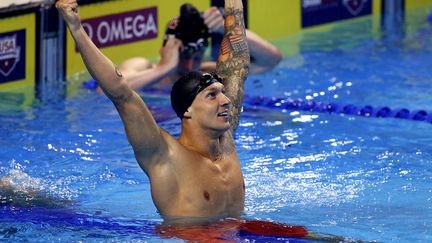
[1,7,432,242]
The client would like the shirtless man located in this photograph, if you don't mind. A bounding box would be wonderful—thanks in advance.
[56,0,249,224]
[107,3,281,91]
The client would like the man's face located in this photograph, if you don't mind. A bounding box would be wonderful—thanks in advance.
[177,50,205,75]
[188,82,231,132]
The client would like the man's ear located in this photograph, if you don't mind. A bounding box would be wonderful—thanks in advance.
[183,108,192,119]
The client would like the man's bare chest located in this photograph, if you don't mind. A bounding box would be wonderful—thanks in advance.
[178,159,245,213]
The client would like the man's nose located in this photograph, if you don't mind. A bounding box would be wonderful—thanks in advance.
[220,93,231,107]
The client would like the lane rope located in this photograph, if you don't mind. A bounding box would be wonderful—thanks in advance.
[244,95,432,123]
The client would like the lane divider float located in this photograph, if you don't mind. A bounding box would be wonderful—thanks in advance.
[244,95,432,123]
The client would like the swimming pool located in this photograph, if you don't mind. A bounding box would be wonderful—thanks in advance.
[1,7,432,242]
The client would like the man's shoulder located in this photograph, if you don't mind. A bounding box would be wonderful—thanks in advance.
[158,129,195,161]
[147,130,200,177]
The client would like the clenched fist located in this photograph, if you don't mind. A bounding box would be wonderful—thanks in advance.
[55,0,81,32]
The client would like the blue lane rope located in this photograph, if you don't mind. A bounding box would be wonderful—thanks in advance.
[81,79,431,123]
[243,95,432,123]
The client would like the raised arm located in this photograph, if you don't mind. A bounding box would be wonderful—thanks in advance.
[56,0,168,172]
[215,0,250,131]
[204,7,280,74]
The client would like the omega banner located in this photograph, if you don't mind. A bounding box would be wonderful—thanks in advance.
[302,0,372,27]
[66,1,210,78]
[80,7,158,50]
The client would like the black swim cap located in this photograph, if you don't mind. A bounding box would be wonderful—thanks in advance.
[171,71,223,119]
[163,3,209,52]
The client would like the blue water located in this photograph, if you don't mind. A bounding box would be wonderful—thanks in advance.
[1,8,432,242]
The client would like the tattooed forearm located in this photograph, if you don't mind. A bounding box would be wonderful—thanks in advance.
[225,76,244,130]
[216,4,250,131]
[216,8,249,75]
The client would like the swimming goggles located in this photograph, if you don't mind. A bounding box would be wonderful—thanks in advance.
[194,73,223,95]
[181,38,208,58]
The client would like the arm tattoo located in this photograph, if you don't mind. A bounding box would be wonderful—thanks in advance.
[216,7,250,132]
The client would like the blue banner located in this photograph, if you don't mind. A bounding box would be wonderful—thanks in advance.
[0,29,26,83]
[302,0,372,27]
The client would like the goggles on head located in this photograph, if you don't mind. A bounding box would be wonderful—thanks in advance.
[194,73,223,95]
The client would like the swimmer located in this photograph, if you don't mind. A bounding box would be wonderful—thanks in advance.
[56,0,248,222]
[84,3,282,91]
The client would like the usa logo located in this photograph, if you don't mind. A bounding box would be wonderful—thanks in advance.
[0,29,25,83]
[343,0,368,16]
[0,35,20,77]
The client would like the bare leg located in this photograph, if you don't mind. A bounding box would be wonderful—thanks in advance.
[118,57,153,77]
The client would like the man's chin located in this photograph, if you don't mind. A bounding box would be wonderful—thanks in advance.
[211,124,230,134]
[218,122,231,132]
